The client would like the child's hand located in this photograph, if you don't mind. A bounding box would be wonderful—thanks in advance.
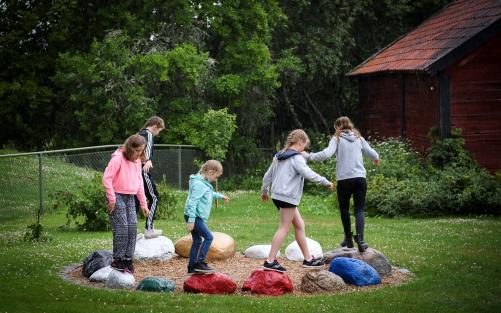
[261,194,269,203]
[141,207,150,217]
[326,182,334,191]
[143,160,153,173]
[186,223,195,232]
[372,159,380,166]
[221,195,230,203]
[107,202,116,214]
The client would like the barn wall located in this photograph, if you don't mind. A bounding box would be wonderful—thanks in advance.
[403,73,439,152]
[448,33,501,171]
[358,75,401,139]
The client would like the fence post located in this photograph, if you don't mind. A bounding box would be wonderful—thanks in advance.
[37,153,43,225]
[178,146,182,189]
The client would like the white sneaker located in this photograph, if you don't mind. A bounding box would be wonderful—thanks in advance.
[144,228,162,239]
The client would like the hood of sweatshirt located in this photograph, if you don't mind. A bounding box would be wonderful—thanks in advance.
[111,147,124,157]
[340,131,357,142]
[275,149,301,160]
[189,173,214,189]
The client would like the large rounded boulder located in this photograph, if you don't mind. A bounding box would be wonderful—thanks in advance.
[242,269,293,296]
[175,232,236,261]
[183,273,237,294]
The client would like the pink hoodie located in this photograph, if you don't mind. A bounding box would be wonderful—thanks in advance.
[102,148,147,209]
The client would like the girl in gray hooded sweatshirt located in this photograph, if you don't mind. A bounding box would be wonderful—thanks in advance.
[261,129,334,272]
[305,116,379,253]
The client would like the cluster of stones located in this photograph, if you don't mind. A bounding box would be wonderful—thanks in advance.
[80,233,405,295]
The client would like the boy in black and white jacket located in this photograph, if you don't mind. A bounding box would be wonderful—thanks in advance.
[137,116,165,239]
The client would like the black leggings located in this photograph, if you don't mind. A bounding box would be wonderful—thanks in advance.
[336,177,367,235]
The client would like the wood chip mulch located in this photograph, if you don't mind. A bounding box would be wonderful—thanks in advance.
[62,253,413,296]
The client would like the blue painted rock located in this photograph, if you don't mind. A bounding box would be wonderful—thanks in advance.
[329,257,381,286]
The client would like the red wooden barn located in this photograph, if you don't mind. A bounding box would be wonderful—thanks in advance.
[348,0,501,171]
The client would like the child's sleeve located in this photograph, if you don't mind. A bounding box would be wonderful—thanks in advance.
[102,156,120,204]
[292,156,330,186]
[261,159,275,196]
[144,131,153,161]
[307,138,338,162]
[136,166,148,209]
[185,182,205,223]
[361,138,379,161]
[212,192,224,200]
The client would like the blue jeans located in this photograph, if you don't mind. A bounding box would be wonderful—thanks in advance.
[184,215,213,267]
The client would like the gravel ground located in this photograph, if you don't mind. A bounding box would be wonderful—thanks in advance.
[63,253,412,296]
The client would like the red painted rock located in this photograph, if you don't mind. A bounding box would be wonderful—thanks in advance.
[183,272,237,294]
[242,269,293,295]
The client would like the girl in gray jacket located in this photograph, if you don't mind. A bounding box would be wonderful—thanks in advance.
[305,117,379,253]
[261,129,334,272]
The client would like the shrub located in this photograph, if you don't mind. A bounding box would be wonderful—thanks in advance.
[51,173,109,231]
[155,177,184,220]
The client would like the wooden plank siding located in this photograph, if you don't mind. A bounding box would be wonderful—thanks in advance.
[403,74,439,152]
[358,75,401,139]
[448,34,501,171]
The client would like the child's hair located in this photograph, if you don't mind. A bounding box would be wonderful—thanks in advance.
[122,134,147,161]
[144,116,165,129]
[333,116,361,140]
[200,160,223,175]
[283,129,310,151]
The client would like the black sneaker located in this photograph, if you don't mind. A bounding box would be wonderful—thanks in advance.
[110,258,126,272]
[193,261,215,273]
[302,257,324,268]
[188,265,195,275]
[262,260,286,272]
[124,259,134,273]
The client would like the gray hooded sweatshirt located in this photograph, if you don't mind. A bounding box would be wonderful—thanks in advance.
[261,149,331,205]
[307,131,379,181]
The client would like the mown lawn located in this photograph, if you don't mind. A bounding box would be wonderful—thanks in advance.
[0,154,500,312]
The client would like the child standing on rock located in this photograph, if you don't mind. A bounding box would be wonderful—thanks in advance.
[305,116,379,253]
[261,129,334,272]
[103,134,150,273]
[184,160,230,275]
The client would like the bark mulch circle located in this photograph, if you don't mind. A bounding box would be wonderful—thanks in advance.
[61,253,412,296]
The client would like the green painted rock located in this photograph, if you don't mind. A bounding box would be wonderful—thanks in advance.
[137,277,175,292]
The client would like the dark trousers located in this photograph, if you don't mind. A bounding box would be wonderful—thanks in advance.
[142,171,160,230]
[336,177,367,236]
[184,215,213,267]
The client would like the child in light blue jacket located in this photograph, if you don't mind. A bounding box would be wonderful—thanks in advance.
[184,160,229,274]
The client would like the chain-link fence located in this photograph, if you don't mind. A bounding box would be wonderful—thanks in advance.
[0,144,201,226]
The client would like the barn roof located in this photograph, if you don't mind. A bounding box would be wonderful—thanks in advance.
[348,0,501,76]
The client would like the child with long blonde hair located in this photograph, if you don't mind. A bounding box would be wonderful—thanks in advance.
[261,129,334,272]
[305,116,379,252]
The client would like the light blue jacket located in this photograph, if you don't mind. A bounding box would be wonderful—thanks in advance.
[184,174,223,223]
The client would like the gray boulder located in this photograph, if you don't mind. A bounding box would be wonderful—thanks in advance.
[300,270,346,293]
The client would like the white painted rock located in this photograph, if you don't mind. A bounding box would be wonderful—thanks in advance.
[285,238,323,261]
[89,265,112,282]
[134,235,175,261]
[244,245,281,259]
[106,270,135,289]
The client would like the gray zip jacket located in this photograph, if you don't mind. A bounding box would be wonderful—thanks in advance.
[261,149,331,205]
[306,131,379,181]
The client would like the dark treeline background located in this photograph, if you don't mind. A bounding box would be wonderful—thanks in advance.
[0,0,450,165]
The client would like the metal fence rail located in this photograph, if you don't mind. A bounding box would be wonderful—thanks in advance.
[0,144,200,225]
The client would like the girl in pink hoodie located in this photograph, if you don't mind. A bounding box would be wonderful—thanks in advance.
[103,134,150,273]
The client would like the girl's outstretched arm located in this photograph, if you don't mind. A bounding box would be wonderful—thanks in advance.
[307,138,338,162]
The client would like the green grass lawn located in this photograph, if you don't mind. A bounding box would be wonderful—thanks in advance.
[0,155,500,312]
